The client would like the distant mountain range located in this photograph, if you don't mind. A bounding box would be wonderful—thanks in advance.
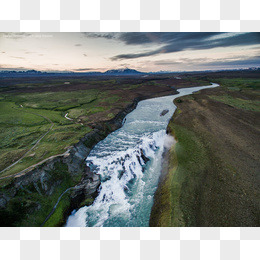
[0,68,146,77]
[0,67,259,78]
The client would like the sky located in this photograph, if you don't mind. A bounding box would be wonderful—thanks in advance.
[0,32,259,72]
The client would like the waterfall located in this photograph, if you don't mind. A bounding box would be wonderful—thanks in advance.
[66,83,219,227]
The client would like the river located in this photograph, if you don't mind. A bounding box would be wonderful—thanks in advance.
[66,83,219,227]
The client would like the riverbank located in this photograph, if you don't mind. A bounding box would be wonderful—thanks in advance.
[150,79,260,226]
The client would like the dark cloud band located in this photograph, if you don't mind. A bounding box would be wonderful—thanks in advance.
[107,32,260,60]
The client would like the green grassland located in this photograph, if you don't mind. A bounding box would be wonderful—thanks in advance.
[10,89,99,111]
[0,86,122,178]
[211,77,260,90]
[210,95,260,111]
[208,78,260,112]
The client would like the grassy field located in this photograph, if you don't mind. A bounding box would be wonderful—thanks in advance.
[208,78,260,112]
[0,92,93,178]
[0,86,125,178]
[209,77,260,90]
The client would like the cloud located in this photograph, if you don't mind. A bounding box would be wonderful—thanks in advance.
[73,68,95,72]
[119,63,130,67]
[111,49,160,60]
[0,65,28,71]
[154,55,260,68]
[10,56,25,59]
[118,33,163,45]
[203,56,260,67]
[110,32,260,60]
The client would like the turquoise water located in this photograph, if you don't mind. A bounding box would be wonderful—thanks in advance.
[66,83,219,227]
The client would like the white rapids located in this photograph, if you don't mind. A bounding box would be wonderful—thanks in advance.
[66,83,219,227]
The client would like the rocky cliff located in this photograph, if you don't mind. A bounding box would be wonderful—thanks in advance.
[0,97,141,227]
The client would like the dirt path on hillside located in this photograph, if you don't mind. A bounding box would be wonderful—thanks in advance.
[0,150,70,181]
[41,187,74,227]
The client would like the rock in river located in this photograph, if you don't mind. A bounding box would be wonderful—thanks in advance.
[160,109,169,116]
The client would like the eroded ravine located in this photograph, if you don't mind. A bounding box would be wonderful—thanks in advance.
[66,83,219,227]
